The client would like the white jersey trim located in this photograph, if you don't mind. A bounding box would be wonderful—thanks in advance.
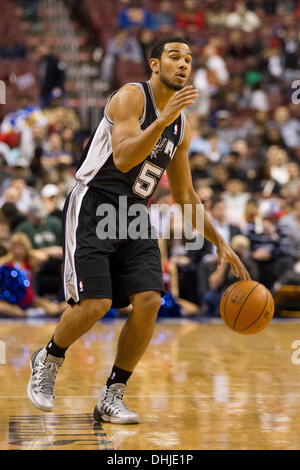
[75,117,113,185]
[104,82,146,126]
[64,182,89,304]
[178,112,186,146]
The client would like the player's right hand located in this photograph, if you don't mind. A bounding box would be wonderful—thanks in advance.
[158,86,199,127]
[216,240,251,281]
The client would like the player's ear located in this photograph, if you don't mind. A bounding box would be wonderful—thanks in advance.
[149,58,160,75]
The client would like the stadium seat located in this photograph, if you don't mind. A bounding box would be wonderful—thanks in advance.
[115,60,146,86]
[275,285,300,318]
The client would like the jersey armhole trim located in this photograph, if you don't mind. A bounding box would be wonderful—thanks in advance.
[104,83,146,126]
[178,112,186,146]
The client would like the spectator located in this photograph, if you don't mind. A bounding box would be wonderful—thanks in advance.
[268,146,290,185]
[242,110,268,146]
[202,196,242,256]
[248,162,282,195]
[246,0,278,15]
[1,94,47,135]
[210,164,229,194]
[1,202,26,232]
[137,28,156,76]
[193,56,220,116]
[262,126,286,148]
[0,171,37,214]
[35,45,66,108]
[56,162,75,203]
[223,178,250,227]
[158,238,199,316]
[189,130,229,163]
[281,27,300,73]
[253,25,281,56]
[186,113,202,140]
[17,0,41,29]
[42,132,73,168]
[232,139,255,174]
[118,0,155,29]
[153,0,175,32]
[215,110,241,148]
[222,151,248,182]
[99,28,143,91]
[164,213,198,305]
[175,0,205,32]
[279,196,300,260]
[245,202,294,289]
[15,198,63,296]
[273,106,300,149]
[0,232,66,317]
[279,198,300,259]
[205,0,228,28]
[249,82,270,112]
[189,152,211,185]
[226,1,261,32]
[280,162,300,198]
[15,198,61,248]
[0,29,26,59]
[277,0,297,14]
[242,197,261,230]
[43,97,80,134]
[223,76,249,112]
[61,127,78,158]
[227,29,256,59]
[244,56,263,89]
[195,184,213,212]
[202,44,229,86]
[40,184,62,219]
[211,196,241,243]
[263,46,284,81]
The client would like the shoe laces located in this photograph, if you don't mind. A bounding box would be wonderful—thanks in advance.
[34,357,60,396]
[104,385,131,414]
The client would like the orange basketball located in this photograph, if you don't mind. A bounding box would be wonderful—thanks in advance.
[220,280,274,335]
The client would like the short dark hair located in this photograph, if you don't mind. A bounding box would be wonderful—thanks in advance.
[189,151,207,159]
[229,151,240,159]
[211,196,225,208]
[149,37,191,60]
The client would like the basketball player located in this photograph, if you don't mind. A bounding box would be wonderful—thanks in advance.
[27,37,250,424]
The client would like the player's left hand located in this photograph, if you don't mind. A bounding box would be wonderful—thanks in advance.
[216,241,251,281]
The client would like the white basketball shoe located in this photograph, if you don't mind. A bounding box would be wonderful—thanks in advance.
[27,348,64,412]
[93,383,140,424]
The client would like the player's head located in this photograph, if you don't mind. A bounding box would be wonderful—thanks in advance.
[149,37,192,91]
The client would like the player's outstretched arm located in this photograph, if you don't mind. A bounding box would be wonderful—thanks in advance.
[166,120,250,281]
[109,85,198,173]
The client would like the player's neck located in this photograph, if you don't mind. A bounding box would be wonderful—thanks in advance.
[149,77,176,113]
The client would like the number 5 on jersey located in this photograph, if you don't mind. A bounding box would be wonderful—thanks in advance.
[133,161,164,198]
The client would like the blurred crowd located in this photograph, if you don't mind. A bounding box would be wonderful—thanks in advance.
[0,0,300,318]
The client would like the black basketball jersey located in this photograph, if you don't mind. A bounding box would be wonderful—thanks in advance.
[75,81,185,205]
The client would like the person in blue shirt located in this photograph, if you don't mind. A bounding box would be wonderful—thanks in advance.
[118,0,155,29]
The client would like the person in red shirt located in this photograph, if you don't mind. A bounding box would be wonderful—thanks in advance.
[176,0,205,32]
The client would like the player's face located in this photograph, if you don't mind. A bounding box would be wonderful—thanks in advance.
[159,43,192,91]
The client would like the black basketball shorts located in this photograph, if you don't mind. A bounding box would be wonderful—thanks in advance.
[62,182,165,308]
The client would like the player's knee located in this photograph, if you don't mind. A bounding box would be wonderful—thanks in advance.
[80,298,112,319]
[132,291,161,317]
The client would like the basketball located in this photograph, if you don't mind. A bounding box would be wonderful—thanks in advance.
[220,281,274,335]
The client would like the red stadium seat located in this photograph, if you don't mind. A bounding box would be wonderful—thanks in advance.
[115,60,146,87]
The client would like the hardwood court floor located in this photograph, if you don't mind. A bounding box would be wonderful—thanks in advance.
[0,318,300,450]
